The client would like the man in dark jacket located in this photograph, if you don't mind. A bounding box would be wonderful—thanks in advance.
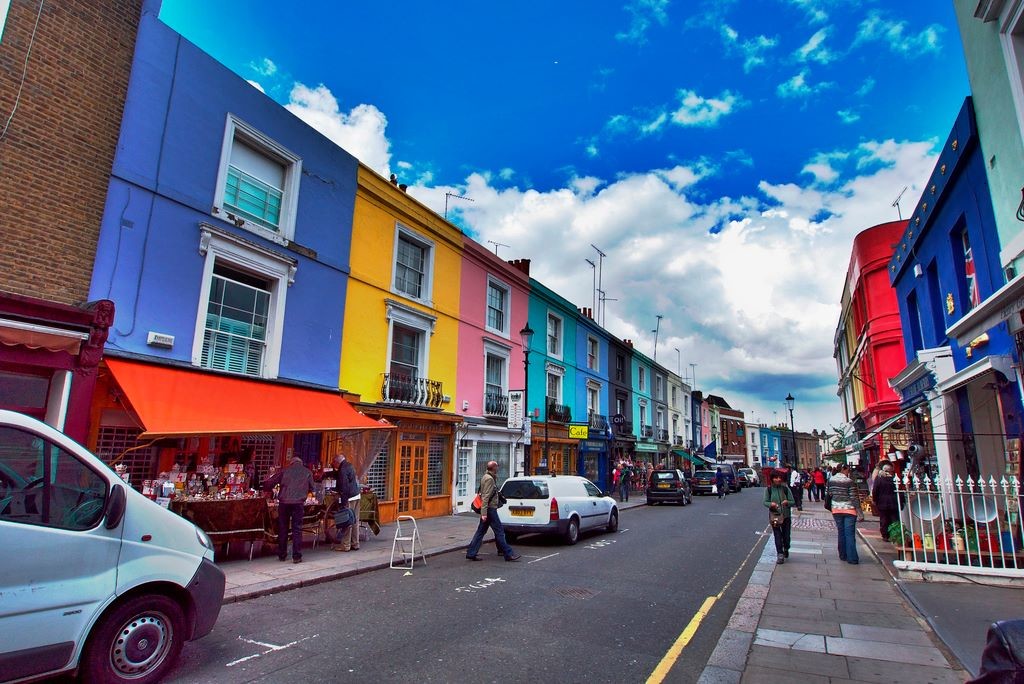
[263,457,314,563]
[332,454,361,551]
[715,467,726,500]
[871,463,899,539]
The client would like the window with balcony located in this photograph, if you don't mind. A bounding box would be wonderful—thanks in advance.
[213,115,301,244]
[486,278,510,335]
[587,384,599,416]
[393,226,434,302]
[547,313,562,357]
[546,370,562,405]
[484,345,509,417]
[383,300,440,406]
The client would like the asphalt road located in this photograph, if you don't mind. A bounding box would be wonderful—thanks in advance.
[167,489,769,683]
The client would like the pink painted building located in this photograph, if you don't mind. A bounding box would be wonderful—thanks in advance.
[452,241,531,512]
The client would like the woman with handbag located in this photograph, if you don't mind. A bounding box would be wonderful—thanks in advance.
[763,470,795,564]
[827,463,864,564]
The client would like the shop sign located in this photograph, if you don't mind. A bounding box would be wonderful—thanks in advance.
[568,424,589,439]
[898,373,935,406]
[507,390,524,429]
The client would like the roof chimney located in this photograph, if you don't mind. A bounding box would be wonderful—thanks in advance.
[507,258,531,276]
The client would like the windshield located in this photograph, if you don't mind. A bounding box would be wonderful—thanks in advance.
[650,471,678,482]
[694,470,715,478]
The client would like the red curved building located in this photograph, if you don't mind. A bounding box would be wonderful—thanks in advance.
[833,220,907,470]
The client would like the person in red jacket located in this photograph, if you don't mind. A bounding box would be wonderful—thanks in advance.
[812,467,827,503]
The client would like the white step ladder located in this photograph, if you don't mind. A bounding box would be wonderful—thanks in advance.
[389,515,426,569]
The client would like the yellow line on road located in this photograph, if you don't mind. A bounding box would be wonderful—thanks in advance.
[645,528,770,684]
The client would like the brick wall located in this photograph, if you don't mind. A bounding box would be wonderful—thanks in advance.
[0,0,141,305]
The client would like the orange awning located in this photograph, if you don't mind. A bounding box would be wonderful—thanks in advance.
[105,358,392,438]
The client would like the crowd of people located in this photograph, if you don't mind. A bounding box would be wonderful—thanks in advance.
[611,460,657,502]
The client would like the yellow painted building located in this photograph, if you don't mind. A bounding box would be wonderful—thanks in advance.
[340,166,464,522]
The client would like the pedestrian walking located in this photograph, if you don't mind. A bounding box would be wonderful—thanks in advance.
[715,467,726,499]
[789,467,804,511]
[466,460,521,562]
[263,456,314,564]
[618,463,630,502]
[871,463,898,540]
[827,463,864,564]
[763,470,795,564]
[812,467,827,502]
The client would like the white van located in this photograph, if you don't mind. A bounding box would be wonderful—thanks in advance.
[0,410,225,683]
[497,474,618,544]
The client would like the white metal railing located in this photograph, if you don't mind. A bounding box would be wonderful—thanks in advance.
[893,473,1023,577]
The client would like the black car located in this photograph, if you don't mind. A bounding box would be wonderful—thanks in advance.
[646,468,693,505]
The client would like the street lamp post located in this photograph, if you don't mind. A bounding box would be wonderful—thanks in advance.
[520,324,534,476]
[785,393,796,468]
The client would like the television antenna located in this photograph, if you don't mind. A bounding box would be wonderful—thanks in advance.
[652,314,663,361]
[445,191,474,219]
[487,241,510,257]
[891,186,908,221]
[591,244,606,324]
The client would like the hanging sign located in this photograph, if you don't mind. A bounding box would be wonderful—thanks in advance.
[508,390,524,430]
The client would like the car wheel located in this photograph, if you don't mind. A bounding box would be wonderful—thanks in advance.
[564,517,580,545]
[606,509,619,533]
[81,594,185,684]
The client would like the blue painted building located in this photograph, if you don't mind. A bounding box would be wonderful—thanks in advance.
[889,97,1023,482]
[525,280,579,475]
[86,0,375,479]
[574,308,613,489]
[631,351,658,465]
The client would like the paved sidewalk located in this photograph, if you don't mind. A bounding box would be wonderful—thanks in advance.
[218,497,649,603]
[700,505,969,684]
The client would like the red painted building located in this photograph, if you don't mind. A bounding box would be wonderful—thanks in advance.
[833,220,908,468]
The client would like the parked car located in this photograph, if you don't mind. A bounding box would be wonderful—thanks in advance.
[497,474,618,545]
[690,469,723,495]
[646,468,693,505]
[738,467,761,487]
[0,410,225,684]
[719,462,742,492]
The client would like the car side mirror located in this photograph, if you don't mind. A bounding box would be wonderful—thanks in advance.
[105,484,126,530]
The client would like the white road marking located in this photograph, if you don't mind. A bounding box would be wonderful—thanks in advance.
[227,634,318,667]
[528,552,560,564]
[709,513,730,516]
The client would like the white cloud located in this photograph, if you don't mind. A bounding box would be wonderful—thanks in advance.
[246,80,266,94]
[721,24,778,72]
[405,136,938,433]
[776,69,833,99]
[787,0,829,24]
[616,0,670,44]
[855,11,944,56]
[794,28,835,64]
[855,77,875,97]
[250,57,277,77]
[284,83,392,175]
[837,109,860,124]
[671,89,742,126]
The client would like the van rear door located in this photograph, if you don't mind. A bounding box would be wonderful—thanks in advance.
[0,421,121,680]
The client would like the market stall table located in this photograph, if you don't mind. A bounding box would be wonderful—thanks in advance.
[169,497,269,554]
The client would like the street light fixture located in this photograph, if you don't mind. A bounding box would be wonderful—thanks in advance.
[785,393,796,468]
[520,323,534,476]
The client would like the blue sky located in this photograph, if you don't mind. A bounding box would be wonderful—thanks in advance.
[160,0,971,434]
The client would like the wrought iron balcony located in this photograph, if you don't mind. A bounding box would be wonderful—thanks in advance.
[484,391,508,418]
[547,401,572,423]
[640,425,654,439]
[656,428,669,442]
[382,373,444,408]
[673,435,684,446]
[613,419,633,437]
[588,412,609,431]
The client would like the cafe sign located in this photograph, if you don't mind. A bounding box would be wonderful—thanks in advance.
[568,424,589,439]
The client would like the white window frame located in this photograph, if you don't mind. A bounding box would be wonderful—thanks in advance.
[392,224,435,305]
[998,3,1024,143]
[385,299,436,379]
[212,115,302,246]
[483,339,511,406]
[586,379,601,416]
[638,400,648,427]
[655,374,663,400]
[586,335,599,371]
[545,362,564,405]
[193,225,295,379]
[485,276,511,338]
[638,366,646,392]
[546,313,563,359]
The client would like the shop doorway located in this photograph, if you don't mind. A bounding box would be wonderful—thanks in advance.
[396,432,427,516]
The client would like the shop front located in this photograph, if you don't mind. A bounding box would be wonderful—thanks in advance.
[89,357,393,546]
[528,423,576,476]
[579,437,610,491]
[0,293,114,443]
[453,419,524,514]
